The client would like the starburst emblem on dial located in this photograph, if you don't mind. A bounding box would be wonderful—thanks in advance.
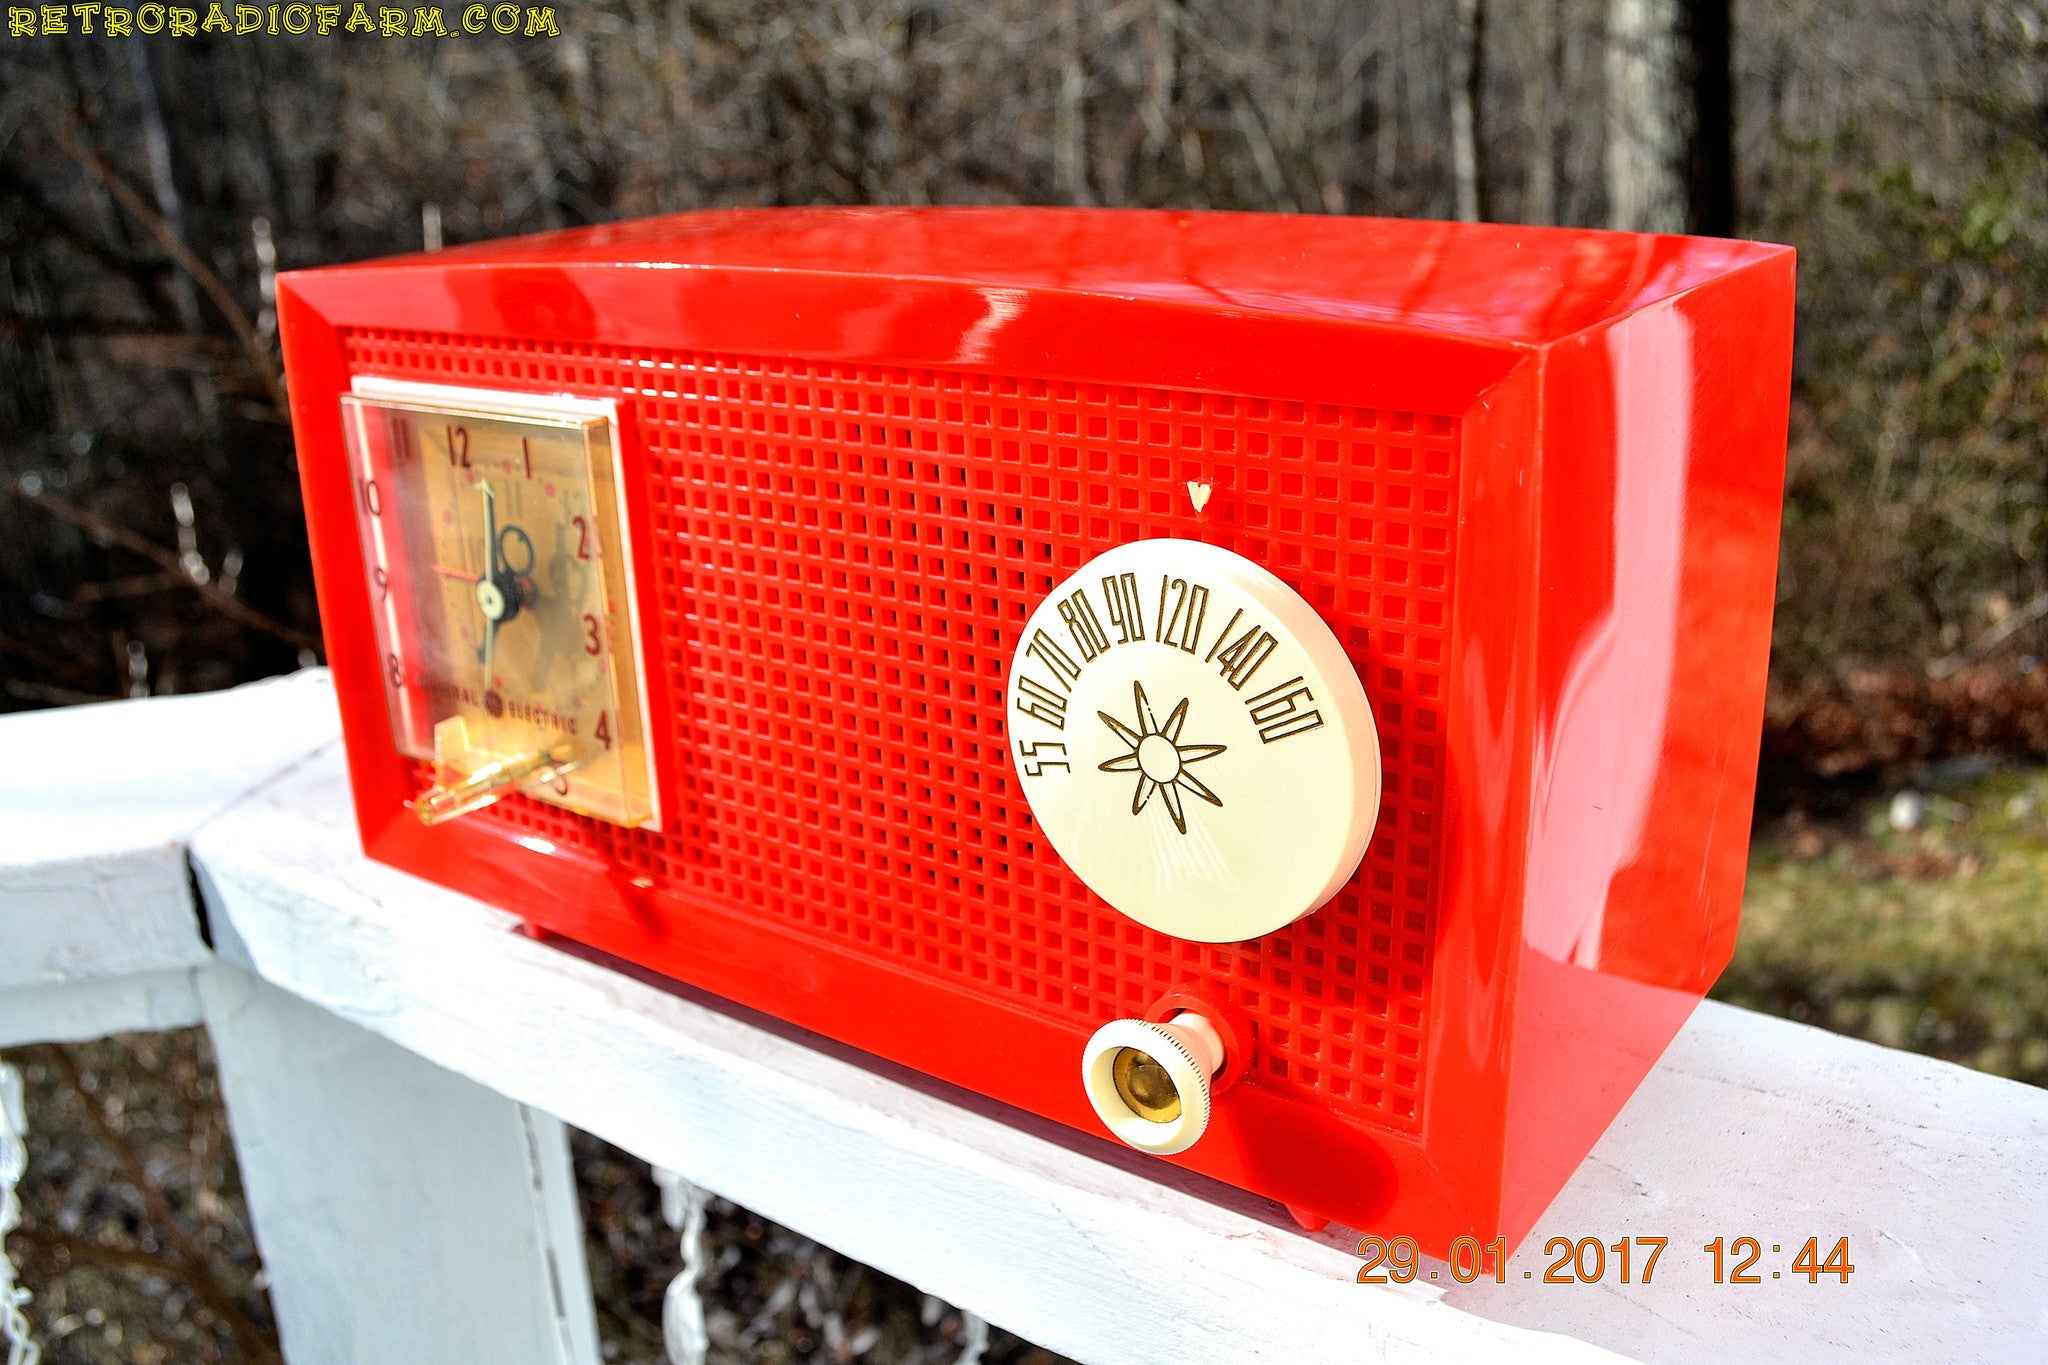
[1097,681,1228,835]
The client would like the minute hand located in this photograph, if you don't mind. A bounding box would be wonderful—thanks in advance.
[477,479,504,684]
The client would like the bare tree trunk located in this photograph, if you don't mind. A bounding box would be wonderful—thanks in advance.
[1522,0,1561,225]
[1451,0,1487,222]
[1605,0,1686,232]
[1057,0,1093,205]
[1373,23,1396,193]
[125,37,200,331]
[1685,0,1735,235]
[1141,0,1176,158]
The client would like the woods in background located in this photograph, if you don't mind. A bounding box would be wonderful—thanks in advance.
[2,1,2045,772]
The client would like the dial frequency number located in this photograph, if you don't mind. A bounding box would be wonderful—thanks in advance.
[1354,1235,1855,1285]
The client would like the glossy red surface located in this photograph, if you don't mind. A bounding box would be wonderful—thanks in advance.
[280,207,1794,1256]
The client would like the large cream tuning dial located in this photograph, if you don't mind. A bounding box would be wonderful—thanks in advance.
[1081,1013,1228,1156]
[1007,538,1380,942]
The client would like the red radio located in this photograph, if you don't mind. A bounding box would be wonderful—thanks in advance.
[279,208,1794,1255]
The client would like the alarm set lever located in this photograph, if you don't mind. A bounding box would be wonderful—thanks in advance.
[416,716,582,826]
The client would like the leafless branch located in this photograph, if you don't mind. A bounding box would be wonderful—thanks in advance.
[1928,591,2048,679]
[11,485,323,657]
[54,121,290,418]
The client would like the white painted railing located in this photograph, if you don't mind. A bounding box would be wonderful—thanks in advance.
[2,671,2045,1364]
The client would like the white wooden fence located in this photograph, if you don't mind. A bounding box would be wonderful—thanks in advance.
[2,671,2044,1364]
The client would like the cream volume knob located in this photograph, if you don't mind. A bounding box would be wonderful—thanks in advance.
[1006,538,1381,943]
[1080,1013,1228,1156]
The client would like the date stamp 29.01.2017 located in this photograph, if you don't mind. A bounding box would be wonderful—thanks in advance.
[1356,1235,1856,1286]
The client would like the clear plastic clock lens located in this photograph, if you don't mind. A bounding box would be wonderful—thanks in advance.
[341,384,656,829]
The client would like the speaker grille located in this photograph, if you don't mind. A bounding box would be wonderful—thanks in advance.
[344,327,1457,1130]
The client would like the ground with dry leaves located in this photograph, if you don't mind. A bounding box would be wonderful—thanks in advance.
[2,1033,1067,1364]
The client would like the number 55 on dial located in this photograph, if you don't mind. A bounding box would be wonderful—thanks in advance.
[340,379,658,830]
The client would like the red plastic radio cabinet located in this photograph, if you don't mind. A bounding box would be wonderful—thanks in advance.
[279,208,1794,1256]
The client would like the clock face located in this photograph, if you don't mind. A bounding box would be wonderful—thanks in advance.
[1006,539,1380,943]
[340,382,656,829]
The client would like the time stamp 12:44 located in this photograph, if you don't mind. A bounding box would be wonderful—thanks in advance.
[1356,1236,1856,1286]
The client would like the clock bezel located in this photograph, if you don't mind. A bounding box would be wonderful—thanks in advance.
[342,375,662,831]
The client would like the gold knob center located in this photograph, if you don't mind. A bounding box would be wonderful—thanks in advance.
[1111,1046,1183,1123]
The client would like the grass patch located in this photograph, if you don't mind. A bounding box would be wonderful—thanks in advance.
[1714,766,2048,1087]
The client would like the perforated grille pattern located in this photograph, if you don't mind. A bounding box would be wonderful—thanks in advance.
[343,328,1457,1130]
